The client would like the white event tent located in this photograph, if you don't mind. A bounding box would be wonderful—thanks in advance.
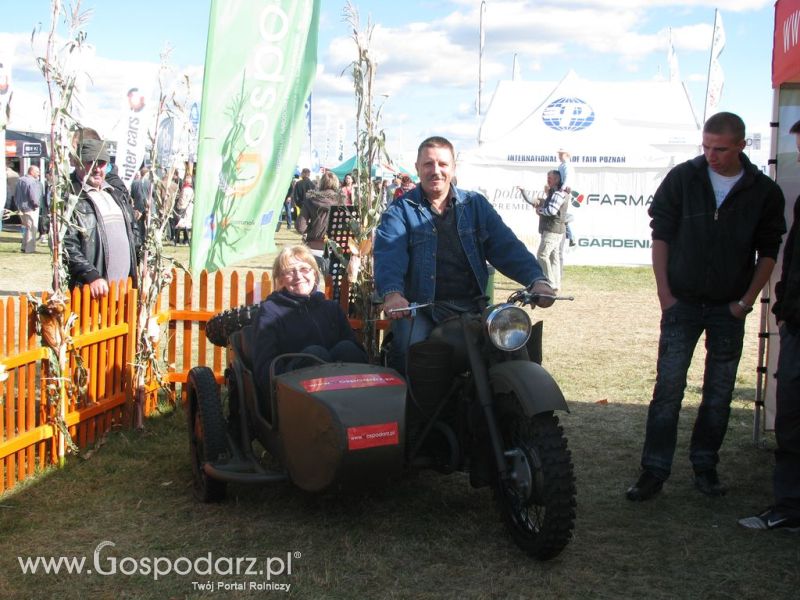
[458,70,701,265]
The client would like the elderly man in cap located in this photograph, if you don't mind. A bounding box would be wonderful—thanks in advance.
[63,138,141,297]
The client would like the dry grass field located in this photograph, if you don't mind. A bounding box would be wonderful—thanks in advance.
[0,228,797,599]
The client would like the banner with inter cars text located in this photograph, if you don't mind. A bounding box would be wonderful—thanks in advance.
[190,0,321,274]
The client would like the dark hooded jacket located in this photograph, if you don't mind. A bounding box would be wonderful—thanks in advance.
[252,289,361,394]
[649,153,786,304]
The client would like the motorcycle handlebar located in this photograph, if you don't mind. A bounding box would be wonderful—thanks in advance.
[385,302,434,315]
[382,293,574,319]
[511,289,575,306]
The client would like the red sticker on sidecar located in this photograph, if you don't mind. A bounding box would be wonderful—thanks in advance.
[301,373,404,393]
[347,422,400,450]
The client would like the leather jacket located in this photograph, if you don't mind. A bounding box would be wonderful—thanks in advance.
[63,172,141,289]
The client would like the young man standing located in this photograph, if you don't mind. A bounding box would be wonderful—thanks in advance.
[627,112,786,501]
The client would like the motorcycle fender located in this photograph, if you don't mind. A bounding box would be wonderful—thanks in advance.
[489,361,569,416]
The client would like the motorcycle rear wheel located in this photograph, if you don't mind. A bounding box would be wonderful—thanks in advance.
[493,409,576,560]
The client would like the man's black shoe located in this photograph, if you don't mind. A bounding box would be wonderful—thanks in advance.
[693,469,727,497]
[626,470,664,501]
[738,507,800,532]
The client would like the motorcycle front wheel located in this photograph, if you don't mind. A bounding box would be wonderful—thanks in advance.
[493,408,576,560]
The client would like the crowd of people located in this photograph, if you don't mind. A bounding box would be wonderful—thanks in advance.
[3,113,798,532]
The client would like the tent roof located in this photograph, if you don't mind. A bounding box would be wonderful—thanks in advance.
[327,155,419,182]
[473,71,700,167]
[327,155,360,178]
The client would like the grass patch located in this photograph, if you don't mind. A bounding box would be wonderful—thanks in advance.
[1,264,797,599]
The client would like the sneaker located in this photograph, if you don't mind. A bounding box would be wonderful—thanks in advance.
[738,507,800,532]
[626,470,664,501]
[693,469,727,497]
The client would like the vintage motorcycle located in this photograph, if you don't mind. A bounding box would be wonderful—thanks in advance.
[188,287,576,560]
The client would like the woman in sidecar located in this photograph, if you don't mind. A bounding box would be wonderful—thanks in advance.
[252,244,368,397]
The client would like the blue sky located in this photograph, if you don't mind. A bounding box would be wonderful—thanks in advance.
[1,0,778,164]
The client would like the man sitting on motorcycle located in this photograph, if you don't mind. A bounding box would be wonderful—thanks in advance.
[374,135,556,374]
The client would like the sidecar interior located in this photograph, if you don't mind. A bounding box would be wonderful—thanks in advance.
[228,324,274,421]
[230,324,257,371]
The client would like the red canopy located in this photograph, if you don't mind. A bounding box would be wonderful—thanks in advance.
[773,0,800,86]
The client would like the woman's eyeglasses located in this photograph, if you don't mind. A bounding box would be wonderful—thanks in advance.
[282,266,313,277]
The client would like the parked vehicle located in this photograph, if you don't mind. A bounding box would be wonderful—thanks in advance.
[188,287,576,560]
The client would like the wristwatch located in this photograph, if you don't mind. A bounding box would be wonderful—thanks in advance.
[737,300,753,314]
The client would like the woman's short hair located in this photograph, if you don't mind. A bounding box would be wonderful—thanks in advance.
[318,171,340,192]
[272,245,322,289]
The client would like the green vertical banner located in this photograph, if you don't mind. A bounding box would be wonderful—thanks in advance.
[190,0,321,274]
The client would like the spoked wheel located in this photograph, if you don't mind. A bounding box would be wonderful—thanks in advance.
[493,409,576,560]
[186,366,228,503]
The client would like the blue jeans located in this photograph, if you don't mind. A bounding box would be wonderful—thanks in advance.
[774,322,800,516]
[641,300,745,479]
[387,310,436,375]
[387,301,478,374]
[275,202,294,231]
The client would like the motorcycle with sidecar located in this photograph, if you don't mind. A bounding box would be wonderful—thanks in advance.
[187,287,576,560]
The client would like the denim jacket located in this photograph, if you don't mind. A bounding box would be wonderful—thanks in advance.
[374,185,545,302]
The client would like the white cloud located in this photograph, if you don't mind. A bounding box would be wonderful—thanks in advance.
[3,1,776,161]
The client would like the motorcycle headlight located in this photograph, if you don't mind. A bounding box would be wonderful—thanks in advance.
[485,304,531,351]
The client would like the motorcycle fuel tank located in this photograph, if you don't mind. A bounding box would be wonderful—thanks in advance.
[275,363,407,492]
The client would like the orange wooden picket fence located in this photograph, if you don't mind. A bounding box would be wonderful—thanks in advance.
[0,269,273,495]
[155,269,273,402]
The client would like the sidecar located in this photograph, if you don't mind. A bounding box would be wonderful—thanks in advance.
[186,322,408,502]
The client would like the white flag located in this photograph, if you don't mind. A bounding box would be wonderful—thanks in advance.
[704,11,725,119]
[668,28,680,83]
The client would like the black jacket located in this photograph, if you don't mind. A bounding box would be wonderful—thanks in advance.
[63,171,141,289]
[252,290,360,393]
[774,196,800,326]
[649,153,786,304]
[292,177,316,210]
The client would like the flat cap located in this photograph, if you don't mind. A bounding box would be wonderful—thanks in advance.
[78,139,110,163]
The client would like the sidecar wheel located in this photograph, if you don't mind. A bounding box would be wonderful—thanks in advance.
[493,410,576,560]
[187,366,228,502]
